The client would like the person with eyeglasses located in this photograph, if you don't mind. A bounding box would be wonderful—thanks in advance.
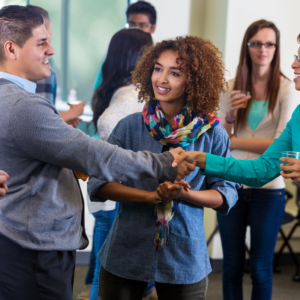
[125,1,156,33]
[93,1,157,90]
[215,19,298,300]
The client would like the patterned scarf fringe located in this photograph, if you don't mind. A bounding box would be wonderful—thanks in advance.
[154,220,169,250]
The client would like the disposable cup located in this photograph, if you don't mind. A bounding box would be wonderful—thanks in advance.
[234,91,250,108]
[281,151,300,174]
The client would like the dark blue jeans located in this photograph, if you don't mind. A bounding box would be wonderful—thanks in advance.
[90,205,119,300]
[89,206,155,300]
[217,188,285,300]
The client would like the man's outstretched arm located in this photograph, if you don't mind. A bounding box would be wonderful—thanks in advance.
[11,96,195,183]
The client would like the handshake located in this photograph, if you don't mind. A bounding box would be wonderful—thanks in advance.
[169,148,206,181]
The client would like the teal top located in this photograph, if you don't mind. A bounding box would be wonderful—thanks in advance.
[247,100,268,131]
[202,105,300,187]
[93,56,105,89]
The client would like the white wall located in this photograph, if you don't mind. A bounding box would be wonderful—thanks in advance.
[146,0,194,42]
[225,0,300,83]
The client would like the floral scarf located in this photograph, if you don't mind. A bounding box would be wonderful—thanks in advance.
[142,99,221,249]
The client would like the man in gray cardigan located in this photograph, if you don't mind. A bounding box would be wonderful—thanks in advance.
[0,6,196,300]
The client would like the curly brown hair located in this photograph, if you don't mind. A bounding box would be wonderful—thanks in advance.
[132,35,227,115]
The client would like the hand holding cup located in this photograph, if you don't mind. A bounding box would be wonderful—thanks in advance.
[280,151,300,182]
[227,90,251,119]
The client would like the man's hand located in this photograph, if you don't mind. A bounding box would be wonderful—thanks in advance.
[59,101,86,128]
[68,101,86,118]
[153,180,190,203]
[65,117,82,128]
[280,157,300,182]
[170,149,207,179]
[0,171,9,198]
[169,148,196,181]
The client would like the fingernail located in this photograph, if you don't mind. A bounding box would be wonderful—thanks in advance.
[0,171,4,175]
[172,162,178,167]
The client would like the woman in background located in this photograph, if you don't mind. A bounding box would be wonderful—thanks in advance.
[217,20,298,300]
[89,28,154,300]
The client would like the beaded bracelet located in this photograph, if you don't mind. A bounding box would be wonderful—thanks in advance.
[225,112,236,124]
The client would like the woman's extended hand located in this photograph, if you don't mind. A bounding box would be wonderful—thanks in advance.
[170,147,196,180]
[227,90,251,119]
[153,180,190,204]
[280,157,300,182]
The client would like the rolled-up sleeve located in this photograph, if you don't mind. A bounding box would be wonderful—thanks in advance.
[206,126,240,215]
[88,120,132,202]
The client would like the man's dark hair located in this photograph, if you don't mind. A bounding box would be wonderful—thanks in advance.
[0,5,44,64]
[126,1,156,25]
[27,5,50,24]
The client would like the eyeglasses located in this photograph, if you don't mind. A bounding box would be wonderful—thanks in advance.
[247,42,277,49]
[294,54,300,62]
[125,22,153,30]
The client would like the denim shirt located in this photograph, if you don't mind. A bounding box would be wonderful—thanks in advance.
[88,113,239,284]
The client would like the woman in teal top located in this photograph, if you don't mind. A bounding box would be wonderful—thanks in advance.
[200,103,300,185]
[215,20,298,300]
[184,32,300,299]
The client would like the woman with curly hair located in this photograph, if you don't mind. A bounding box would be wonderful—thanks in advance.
[88,36,239,300]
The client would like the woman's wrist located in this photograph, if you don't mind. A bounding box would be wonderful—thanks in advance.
[225,112,236,123]
[229,135,238,150]
[194,152,207,170]
[146,191,160,204]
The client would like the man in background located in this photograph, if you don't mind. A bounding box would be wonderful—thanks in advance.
[126,0,156,33]
[28,4,85,127]
[93,1,157,89]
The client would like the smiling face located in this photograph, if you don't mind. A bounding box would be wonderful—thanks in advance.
[248,28,277,67]
[292,47,300,90]
[15,24,54,82]
[151,50,187,106]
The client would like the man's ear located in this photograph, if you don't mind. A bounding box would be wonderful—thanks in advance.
[150,24,156,34]
[3,41,18,61]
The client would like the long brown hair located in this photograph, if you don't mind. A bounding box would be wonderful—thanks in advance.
[234,19,286,131]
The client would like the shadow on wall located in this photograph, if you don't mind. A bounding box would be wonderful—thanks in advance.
[189,0,229,61]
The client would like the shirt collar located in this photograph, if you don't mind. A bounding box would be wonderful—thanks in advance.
[0,72,36,94]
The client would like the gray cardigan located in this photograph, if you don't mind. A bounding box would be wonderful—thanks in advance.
[0,79,177,251]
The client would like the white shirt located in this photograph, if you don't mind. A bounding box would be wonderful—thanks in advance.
[219,77,299,189]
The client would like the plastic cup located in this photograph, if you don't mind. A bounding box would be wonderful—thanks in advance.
[234,91,250,108]
[281,151,300,174]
